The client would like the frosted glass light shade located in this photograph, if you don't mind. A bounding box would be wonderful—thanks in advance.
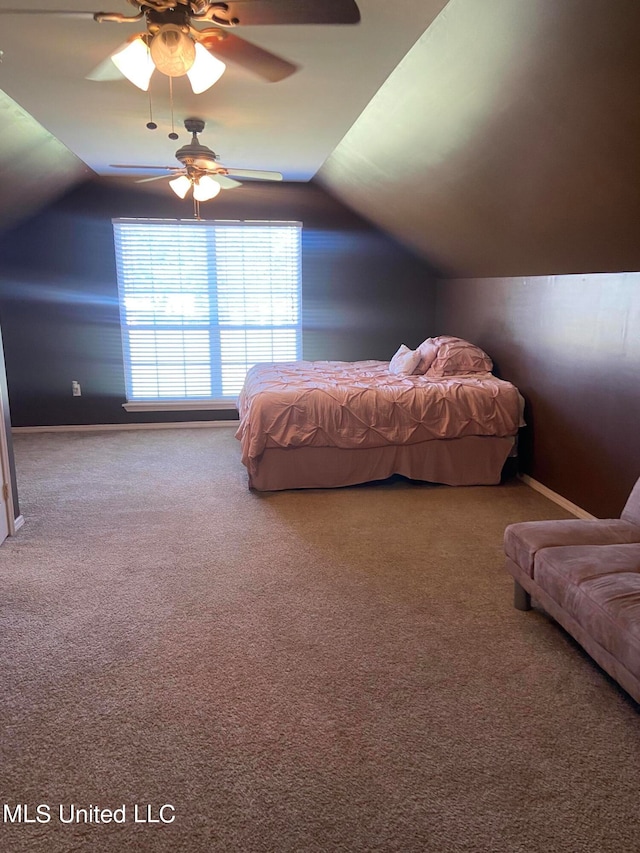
[193,175,221,202]
[169,175,192,199]
[187,43,226,94]
[150,25,196,77]
[111,36,154,91]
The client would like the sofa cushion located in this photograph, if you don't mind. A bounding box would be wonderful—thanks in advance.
[535,544,640,683]
[504,519,640,577]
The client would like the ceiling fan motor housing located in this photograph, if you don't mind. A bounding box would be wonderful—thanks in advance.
[176,119,218,170]
[144,5,191,34]
[185,118,205,134]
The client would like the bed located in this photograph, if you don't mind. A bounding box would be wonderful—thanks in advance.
[235,336,525,491]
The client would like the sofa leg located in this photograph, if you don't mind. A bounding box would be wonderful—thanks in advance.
[514,580,531,611]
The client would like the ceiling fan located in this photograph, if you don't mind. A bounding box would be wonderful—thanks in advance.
[112,117,283,212]
[0,0,361,89]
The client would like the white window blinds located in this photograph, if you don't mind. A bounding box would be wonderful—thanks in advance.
[113,219,302,403]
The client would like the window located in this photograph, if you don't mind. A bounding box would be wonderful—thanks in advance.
[113,219,302,409]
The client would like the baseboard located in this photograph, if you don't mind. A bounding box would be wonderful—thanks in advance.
[12,514,25,533]
[518,474,596,519]
[12,421,238,435]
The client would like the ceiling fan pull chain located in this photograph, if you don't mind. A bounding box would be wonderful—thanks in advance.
[168,77,179,141]
[146,90,157,131]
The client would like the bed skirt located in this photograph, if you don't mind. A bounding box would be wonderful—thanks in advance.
[246,435,517,491]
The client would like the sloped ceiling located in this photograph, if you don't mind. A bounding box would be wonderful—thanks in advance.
[318,0,640,278]
[0,91,90,232]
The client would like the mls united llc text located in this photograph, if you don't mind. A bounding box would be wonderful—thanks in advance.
[3,803,176,824]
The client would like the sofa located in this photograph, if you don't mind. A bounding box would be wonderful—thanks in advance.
[504,478,640,705]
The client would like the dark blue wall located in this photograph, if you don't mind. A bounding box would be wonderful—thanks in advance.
[0,178,437,427]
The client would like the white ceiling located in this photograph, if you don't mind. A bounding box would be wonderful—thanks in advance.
[0,0,449,181]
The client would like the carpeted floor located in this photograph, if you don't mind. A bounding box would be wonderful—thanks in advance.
[0,427,638,853]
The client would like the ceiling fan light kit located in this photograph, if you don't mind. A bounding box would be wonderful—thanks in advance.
[110,36,155,90]
[187,42,226,93]
[109,23,226,93]
[149,23,196,75]
[192,175,221,202]
[168,174,192,199]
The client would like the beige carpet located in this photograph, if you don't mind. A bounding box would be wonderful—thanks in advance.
[0,427,638,853]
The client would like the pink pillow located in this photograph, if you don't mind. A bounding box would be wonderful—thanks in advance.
[414,338,438,374]
[389,344,421,375]
[426,337,493,377]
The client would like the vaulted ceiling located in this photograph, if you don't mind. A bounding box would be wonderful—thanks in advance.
[3,0,640,279]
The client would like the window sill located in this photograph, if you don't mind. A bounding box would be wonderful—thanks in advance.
[123,400,237,413]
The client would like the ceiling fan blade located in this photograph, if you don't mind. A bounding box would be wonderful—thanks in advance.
[213,0,360,26]
[0,8,97,17]
[211,174,242,190]
[224,168,283,181]
[110,165,180,171]
[135,174,177,184]
[198,29,297,82]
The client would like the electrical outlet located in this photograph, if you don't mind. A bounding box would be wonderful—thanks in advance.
[72,381,81,397]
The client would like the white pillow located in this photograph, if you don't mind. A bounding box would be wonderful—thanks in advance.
[389,344,421,375]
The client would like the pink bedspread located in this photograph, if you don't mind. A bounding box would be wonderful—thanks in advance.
[235,360,525,474]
